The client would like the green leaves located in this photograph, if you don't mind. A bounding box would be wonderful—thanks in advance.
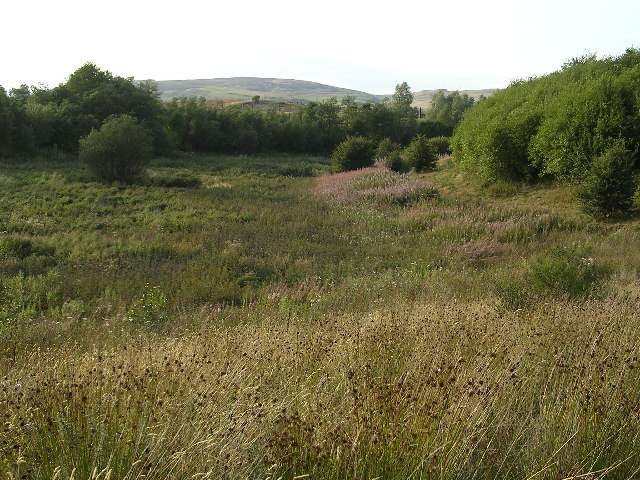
[79,114,153,183]
[577,140,637,217]
[452,48,640,196]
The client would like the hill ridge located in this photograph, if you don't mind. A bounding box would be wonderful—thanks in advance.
[152,76,496,107]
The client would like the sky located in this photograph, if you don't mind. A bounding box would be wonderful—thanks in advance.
[2,0,638,94]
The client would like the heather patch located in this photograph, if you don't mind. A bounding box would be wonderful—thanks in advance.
[315,166,438,207]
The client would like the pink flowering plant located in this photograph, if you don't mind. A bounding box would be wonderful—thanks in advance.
[315,165,438,207]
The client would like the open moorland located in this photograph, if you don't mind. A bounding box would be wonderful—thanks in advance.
[2,50,640,479]
[1,153,640,479]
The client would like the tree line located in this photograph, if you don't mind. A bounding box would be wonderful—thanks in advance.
[0,64,471,159]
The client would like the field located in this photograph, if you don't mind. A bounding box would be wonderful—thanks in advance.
[1,154,640,479]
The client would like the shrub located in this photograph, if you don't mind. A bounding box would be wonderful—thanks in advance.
[384,151,409,173]
[146,168,202,188]
[429,136,451,156]
[417,119,453,138]
[331,136,375,173]
[404,134,437,172]
[528,245,605,298]
[79,114,153,183]
[127,283,167,325]
[375,138,401,160]
[577,141,637,217]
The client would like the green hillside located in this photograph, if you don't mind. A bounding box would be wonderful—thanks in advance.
[153,77,382,103]
[152,77,496,106]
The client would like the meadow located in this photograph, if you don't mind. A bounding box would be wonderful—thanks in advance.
[1,153,640,479]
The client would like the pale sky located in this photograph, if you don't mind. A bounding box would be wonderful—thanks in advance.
[2,0,638,94]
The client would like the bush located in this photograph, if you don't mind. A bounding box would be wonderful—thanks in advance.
[528,245,605,298]
[79,114,153,183]
[497,245,606,309]
[146,168,201,188]
[375,138,401,160]
[578,141,637,217]
[384,151,409,173]
[331,136,375,173]
[417,119,453,138]
[429,136,451,156]
[404,134,437,172]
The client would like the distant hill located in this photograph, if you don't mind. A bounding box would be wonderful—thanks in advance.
[153,77,382,104]
[151,77,497,108]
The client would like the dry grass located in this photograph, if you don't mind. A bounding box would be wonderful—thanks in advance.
[2,297,640,479]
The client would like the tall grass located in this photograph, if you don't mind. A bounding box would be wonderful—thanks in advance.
[2,154,640,478]
[2,299,639,479]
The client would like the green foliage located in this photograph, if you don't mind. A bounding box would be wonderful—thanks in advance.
[331,136,375,172]
[79,114,153,183]
[127,283,167,325]
[375,138,401,160]
[145,168,202,188]
[497,245,606,309]
[578,141,637,217]
[528,245,605,298]
[452,49,640,184]
[375,135,407,172]
[417,119,453,138]
[384,151,408,173]
[403,134,437,172]
[426,90,475,128]
[0,272,61,326]
[390,82,414,114]
[428,136,451,155]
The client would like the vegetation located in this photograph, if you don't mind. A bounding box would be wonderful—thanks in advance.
[331,136,375,172]
[451,48,640,203]
[374,137,401,161]
[425,89,475,128]
[3,51,640,478]
[429,135,451,156]
[404,134,437,172]
[2,153,640,478]
[79,114,154,183]
[577,140,637,217]
[0,65,426,160]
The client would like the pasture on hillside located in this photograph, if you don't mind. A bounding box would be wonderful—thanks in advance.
[1,154,640,479]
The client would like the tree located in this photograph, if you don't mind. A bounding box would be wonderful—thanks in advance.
[26,63,170,153]
[79,114,153,183]
[404,134,437,172]
[391,82,414,114]
[426,90,475,128]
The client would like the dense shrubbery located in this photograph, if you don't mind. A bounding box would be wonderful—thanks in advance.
[452,49,640,184]
[1,70,422,159]
[417,119,453,138]
[404,134,437,172]
[425,90,475,128]
[577,141,637,217]
[331,136,375,172]
[79,114,153,183]
[428,136,451,156]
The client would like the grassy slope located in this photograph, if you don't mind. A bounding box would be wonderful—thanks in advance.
[1,155,640,479]
[154,77,382,103]
[153,77,496,107]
